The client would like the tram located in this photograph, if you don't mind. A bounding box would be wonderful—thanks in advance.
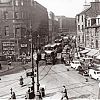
[44,43,57,65]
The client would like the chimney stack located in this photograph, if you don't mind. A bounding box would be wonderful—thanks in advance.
[83,0,90,10]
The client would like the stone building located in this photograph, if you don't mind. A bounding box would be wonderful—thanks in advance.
[0,0,48,58]
[76,0,100,50]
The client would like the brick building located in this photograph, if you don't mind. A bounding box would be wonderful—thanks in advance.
[0,0,48,58]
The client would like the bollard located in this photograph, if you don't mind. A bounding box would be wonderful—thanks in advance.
[36,91,42,100]
[40,87,45,97]
[67,69,69,71]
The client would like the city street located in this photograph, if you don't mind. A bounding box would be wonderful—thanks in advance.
[0,61,99,99]
[0,0,100,99]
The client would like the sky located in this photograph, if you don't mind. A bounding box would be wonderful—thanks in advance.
[35,0,93,18]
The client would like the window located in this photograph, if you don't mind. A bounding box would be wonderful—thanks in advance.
[4,11,8,19]
[15,12,19,19]
[78,36,80,42]
[96,40,98,48]
[5,26,9,36]
[82,35,84,43]
[82,25,84,31]
[82,15,83,22]
[91,19,96,26]
[88,20,90,27]
[78,25,80,31]
[15,0,18,6]
[78,15,80,22]
[21,12,24,19]
[98,18,100,25]
[0,27,1,37]
[15,28,20,37]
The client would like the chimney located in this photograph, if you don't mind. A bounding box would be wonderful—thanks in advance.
[83,0,90,10]
[83,4,90,10]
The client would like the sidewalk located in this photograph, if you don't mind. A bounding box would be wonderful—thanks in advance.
[0,64,14,73]
[43,92,62,100]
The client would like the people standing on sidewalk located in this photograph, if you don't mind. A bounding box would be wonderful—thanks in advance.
[11,92,16,99]
[19,76,24,87]
[10,88,16,99]
[61,54,66,64]
[61,85,68,100]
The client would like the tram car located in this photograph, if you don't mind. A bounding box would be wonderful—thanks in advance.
[44,44,57,65]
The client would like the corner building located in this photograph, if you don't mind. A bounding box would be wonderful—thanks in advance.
[0,0,49,58]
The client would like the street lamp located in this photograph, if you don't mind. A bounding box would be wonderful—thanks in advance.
[31,32,35,98]
[36,34,42,99]
[26,27,35,99]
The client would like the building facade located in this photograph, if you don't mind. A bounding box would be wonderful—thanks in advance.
[56,16,76,36]
[48,11,59,43]
[0,0,49,58]
[76,0,100,50]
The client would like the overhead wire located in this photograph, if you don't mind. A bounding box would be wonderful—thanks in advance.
[39,64,53,81]
[38,62,97,98]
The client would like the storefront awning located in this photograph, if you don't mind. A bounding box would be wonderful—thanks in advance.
[80,49,90,54]
[86,49,99,57]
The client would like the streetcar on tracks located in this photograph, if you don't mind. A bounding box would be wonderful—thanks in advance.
[44,43,57,65]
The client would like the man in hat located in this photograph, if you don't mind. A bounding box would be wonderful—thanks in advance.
[61,85,68,100]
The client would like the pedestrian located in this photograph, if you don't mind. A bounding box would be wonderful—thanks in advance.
[61,55,66,64]
[61,85,68,100]
[25,87,30,99]
[19,76,23,86]
[11,92,16,99]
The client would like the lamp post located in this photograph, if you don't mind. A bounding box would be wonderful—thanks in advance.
[31,32,35,98]
[28,26,35,99]
[36,34,42,100]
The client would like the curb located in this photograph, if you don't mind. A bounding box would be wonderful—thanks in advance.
[0,66,14,73]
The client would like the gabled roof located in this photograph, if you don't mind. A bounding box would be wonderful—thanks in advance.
[76,7,91,16]
[76,2,100,17]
